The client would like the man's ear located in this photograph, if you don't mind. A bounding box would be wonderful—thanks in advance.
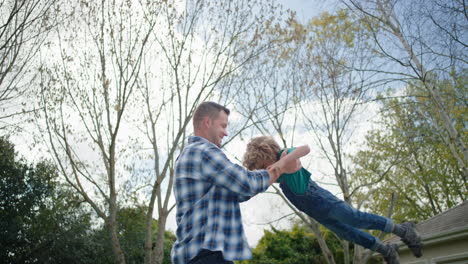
[202,116,212,128]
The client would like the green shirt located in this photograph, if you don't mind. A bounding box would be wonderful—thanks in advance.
[277,148,311,195]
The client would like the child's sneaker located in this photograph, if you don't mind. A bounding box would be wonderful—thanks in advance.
[383,244,400,264]
[400,221,423,257]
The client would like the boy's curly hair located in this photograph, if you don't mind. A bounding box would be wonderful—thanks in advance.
[243,136,281,170]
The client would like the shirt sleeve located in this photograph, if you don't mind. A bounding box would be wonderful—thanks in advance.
[201,146,270,197]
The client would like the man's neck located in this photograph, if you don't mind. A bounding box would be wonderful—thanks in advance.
[194,130,207,140]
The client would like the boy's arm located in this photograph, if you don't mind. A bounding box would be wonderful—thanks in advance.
[266,145,310,184]
[238,148,309,202]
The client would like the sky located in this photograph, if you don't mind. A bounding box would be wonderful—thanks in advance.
[277,0,342,21]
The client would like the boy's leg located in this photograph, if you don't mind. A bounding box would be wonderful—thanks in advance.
[307,182,393,232]
[282,180,392,233]
[319,219,400,263]
[325,193,422,257]
[280,181,400,263]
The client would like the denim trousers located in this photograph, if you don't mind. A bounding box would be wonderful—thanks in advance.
[280,180,393,250]
[188,250,234,264]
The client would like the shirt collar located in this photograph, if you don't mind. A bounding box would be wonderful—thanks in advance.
[188,136,215,146]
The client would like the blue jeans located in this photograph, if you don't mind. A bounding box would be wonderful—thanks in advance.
[280,180,393,250]
[188,250,234,264]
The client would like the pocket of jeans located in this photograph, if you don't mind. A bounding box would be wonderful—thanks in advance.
[305,181,319,194]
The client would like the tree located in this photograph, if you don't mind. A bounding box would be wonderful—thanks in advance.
[234,9,383,264]
[298,10,393,264]
[38,0,285,263]
[351,76,467,223]
[90,206,176,264]
[344,0,468,180]
[0,137,98,263]
[38,0,157,262]
[231,10,343,264]
[256,9,381,264]
[238,224,353,264]
[0,0,56,130]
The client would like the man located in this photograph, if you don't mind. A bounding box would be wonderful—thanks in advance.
[171,102,301,264]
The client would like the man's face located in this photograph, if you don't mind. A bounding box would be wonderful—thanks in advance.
[206,111,228,147]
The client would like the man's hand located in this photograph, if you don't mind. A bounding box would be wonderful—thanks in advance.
[277,150,301,174]
[266,145,310,185]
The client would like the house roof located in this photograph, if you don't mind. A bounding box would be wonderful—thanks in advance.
[416,200,468,236]
[386,200,468,243]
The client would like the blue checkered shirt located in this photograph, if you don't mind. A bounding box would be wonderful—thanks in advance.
[171,136,270,264]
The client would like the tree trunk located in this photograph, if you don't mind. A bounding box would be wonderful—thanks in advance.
[108,217,126,264]
[144,193,157,264]
[152,212,168,264]
[307,217,336,264]
[342,240,350,264]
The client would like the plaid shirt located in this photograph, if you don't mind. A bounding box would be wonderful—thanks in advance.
[171,136,270,264]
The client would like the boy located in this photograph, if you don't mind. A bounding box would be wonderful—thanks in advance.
[242,136,423,264]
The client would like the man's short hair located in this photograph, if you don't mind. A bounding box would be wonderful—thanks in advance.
[193,101,230,129]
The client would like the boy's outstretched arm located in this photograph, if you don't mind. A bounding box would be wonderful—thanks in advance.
[280,145,310,165]
[266,145,310,185]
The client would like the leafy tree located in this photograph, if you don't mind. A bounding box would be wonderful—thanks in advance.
[345,0,468,179]
[0,137,98,263]
[350,74,467,223]
[0,136,176,263]
[90,206,176,264]
[117,207,175,264]
[238,224,354,264]
[0,0,57,129]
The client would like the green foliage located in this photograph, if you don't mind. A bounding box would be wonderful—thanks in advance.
[238,224,345,264]
[351,74,467,222]
[0,137,98,263]
[117,206,176,264]
[0,137,176,263]
[91,206,176,264]
[308,9,363,48]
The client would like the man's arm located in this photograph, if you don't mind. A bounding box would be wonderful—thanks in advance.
[200,144,309,198]
[201,147,271,197]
